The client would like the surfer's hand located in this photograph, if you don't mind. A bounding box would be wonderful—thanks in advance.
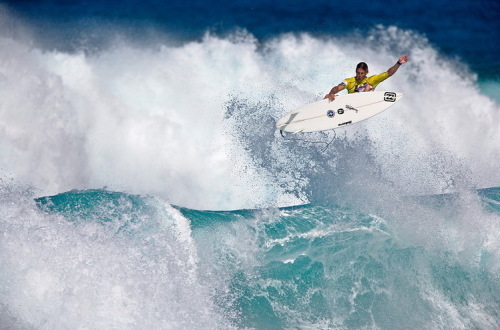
[324,93,335,101]
[398,55,409,64]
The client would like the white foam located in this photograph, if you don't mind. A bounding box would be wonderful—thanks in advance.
[0,13,499,211]
[0,184,230,328]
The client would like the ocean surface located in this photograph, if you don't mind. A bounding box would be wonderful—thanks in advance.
[1,0,499,328]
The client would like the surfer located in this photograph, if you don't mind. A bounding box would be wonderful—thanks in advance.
[324,55,409,101]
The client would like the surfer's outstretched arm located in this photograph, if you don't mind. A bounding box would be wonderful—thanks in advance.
[387,55,409,77]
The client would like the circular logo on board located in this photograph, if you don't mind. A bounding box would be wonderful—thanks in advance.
[327,110,335,118]
[337,108,344,114]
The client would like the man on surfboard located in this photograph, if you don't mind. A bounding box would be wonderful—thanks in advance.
[324,55,409,101]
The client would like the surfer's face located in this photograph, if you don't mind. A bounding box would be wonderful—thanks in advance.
[355,69,367,82]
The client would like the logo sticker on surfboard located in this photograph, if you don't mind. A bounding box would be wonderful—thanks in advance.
[327,110,335,118]
[384,92,397,102]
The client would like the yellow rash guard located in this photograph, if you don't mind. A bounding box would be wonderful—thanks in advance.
[342,72,389,93]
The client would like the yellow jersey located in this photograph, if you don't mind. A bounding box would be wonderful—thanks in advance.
[342,72,389,93]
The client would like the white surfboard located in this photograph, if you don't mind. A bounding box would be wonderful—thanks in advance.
[276,91,403,133]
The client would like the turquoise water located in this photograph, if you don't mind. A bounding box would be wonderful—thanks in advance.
[5,187,491,328]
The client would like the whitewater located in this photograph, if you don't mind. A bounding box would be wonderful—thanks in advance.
[1,6,500,329]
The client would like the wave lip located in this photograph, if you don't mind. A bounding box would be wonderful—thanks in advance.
[2,186,500,328]
[1,188,230,329]
[37,188,500,328]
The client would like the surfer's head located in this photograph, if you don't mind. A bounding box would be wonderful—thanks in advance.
[355,62,369,82]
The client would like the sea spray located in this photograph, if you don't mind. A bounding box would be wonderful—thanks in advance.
[1,20,499,210]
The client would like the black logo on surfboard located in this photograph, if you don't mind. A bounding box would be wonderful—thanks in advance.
[338,121,352,126]
[337,108,344,114]
[327,110,335,118]
[384,92,397,102]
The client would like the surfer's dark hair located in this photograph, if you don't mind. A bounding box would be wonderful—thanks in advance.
[356,62,369,71]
